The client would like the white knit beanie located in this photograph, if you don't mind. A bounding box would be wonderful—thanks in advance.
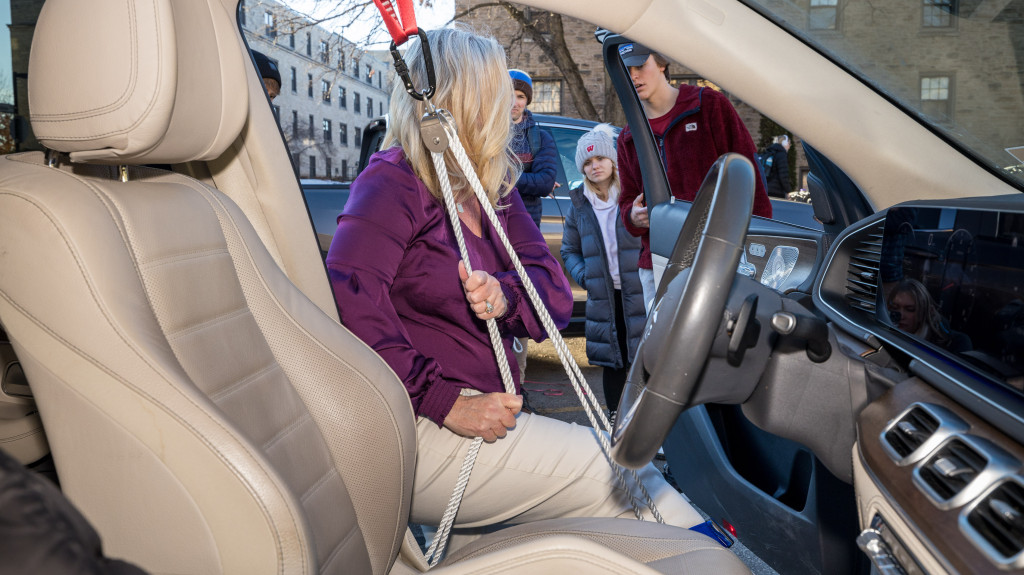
[575,124,618,173]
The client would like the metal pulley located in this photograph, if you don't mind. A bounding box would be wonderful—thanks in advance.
[421,107,457,154]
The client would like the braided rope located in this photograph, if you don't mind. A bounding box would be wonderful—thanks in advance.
[423,148,517,567]
[421,113,663,566]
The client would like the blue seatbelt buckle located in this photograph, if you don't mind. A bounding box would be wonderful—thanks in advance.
[689,519,734,548]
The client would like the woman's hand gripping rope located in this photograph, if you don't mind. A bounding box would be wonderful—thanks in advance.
[459,261,508,319]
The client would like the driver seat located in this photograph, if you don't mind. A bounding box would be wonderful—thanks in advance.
[0,0,750,573]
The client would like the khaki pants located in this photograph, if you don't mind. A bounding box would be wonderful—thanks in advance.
[410,411,703,531]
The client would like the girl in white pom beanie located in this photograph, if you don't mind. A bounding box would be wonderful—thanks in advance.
[560,125,645,421]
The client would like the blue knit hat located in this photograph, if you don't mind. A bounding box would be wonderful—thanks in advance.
[509,69,533,105]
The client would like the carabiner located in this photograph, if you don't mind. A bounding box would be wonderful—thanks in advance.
[390,30,436,101]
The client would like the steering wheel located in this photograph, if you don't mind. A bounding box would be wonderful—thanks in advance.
[612,153,755,469]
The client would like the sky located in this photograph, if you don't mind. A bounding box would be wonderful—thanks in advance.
[283,0,455,48]
[0,2,10,104]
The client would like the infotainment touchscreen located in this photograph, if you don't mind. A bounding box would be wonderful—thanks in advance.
[879,206,1024,389]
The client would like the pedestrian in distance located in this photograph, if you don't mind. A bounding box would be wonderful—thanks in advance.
[762,134,792,199]
[560,124,644,423]
[616,43,773,310]
[509,69,560,229]
[251,50,281,101]
[326,25,705,541]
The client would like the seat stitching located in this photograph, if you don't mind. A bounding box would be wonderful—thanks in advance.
[262,412,313,453]
[318,519,361,574]
[208,361,281,403]
[137,246,229,269]
[299,467,338,505]
[165,307,248,340]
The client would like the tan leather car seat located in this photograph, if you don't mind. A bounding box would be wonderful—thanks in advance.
[0,0,750,573]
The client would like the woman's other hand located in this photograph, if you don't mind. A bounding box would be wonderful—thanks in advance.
[459,261,508,319]
[443,393,523,441]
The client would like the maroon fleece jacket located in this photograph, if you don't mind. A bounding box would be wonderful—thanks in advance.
[617,85,773,269]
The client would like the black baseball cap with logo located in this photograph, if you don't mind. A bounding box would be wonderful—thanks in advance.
[618,43,652,67]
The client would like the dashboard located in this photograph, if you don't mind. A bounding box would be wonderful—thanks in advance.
[815,197,1024,574]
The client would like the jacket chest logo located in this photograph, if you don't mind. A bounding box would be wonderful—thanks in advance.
[685,122,698,132]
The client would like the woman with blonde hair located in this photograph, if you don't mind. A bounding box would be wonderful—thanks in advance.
[326,26,704,539]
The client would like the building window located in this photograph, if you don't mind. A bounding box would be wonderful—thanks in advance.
[319,40,329,63]
[342,159,348,180]
[367,97,373,118]
[366,66,373,84]
[530,80,562,114]
[239,0,246,26]
[353,59,360,78]
[323,118,332,142]
[923,0,956,28]
[289,31,295,50]
[339,86,346,108]
[326,157,332,179]
[338,48,345,70]
[263,11,275,37]
[809,0,839,30]
[355,127,362,146]
[306,32,311,56]
[921,75,953,119]
[379,102,384,116]
[340,123,348,145]
[309,155,316,179]
[378,74,382,89]
[354,92,361,114]
[322,79,331,102]
[272,104,280,123]
[290,67,297,92]
[308,114,314,139]
[291,110,298,139]
[307,74,313,98]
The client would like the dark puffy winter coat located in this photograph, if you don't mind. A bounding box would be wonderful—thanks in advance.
[560,184,646,369]
[511,109,559,227]
[764,142,792,198]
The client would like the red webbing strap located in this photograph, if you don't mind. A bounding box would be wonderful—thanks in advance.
[372,0,418,46]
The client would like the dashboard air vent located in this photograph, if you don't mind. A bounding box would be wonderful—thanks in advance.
[962,478,1024,568]
[845,223,884,313]
[885,407,939,457]
[880,402,968,466]
[914,435,1018,510]
[919,439,986,500]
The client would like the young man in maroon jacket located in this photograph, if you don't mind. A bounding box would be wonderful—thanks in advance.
[616,43,773,310]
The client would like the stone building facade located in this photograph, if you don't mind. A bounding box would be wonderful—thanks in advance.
[240,0,391,180]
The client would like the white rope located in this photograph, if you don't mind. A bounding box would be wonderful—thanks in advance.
[421,109,663,567]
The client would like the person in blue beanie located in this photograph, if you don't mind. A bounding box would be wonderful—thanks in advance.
[509,69,560,390]
[509,69,559,228]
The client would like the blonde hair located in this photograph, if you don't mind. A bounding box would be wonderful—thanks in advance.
[382,26,520,207]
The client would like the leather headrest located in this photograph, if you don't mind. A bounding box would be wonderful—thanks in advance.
[28,0,248,164]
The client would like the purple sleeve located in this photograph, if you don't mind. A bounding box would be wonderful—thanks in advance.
[325,159,460,424]
[494,190,573,340]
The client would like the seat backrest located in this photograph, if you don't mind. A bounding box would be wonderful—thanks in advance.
[0,1,416,573]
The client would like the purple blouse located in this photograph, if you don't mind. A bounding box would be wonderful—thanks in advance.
[326,147,572,426]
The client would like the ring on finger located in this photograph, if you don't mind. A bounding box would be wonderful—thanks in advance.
[485,301,494,314]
